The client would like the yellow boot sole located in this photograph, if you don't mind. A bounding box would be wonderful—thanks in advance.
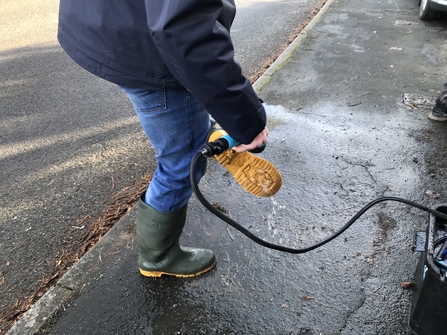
[139,261,216,278]
[209,129,282,197]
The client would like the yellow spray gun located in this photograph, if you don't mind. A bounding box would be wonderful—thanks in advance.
[204,127,282,197]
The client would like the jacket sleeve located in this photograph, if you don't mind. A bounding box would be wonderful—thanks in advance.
[144,0,266,144]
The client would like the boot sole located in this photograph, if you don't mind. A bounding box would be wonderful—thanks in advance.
[214,150,282,197]
[139,261,216,278]
[208,129,282,197]
[429,111,447,121]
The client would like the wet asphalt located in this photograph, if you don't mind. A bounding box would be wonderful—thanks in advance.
[8,0,447,334]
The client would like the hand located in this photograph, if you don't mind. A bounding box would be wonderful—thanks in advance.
[233,127,268,153]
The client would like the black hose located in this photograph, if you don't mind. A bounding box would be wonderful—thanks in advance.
[190,151,447,254]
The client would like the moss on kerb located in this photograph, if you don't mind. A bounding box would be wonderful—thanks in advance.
[254,0,334,93]
[276,35,308,71]
[254,32,309,93]
[254,75,272,93]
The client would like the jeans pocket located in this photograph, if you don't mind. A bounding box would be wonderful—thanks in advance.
[119,86,167,113]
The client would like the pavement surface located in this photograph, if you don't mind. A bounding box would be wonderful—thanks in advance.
[0,0,322,321]
[7,0,447,334]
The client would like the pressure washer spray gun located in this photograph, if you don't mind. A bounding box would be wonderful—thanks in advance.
[200,126,282,197]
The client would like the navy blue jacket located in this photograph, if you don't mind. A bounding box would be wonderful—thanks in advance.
[58,0,266,144]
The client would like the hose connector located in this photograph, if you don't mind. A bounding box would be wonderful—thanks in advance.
[202,128,266,157]
[200,138,231,157]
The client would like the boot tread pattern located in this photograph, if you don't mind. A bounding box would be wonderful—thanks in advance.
[139,261,216,278]
[214,150,282,197]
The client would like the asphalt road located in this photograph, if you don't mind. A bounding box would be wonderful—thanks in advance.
[0,0,327,329]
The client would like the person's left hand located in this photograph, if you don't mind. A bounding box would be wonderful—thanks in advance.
[233,127,268,153]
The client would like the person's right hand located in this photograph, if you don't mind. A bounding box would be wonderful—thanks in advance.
[232,127,268,153]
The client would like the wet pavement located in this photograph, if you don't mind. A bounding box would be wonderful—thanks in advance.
[0,0,323,320]
[8,0,447,334]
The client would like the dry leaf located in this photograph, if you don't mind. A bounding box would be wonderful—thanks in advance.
[400,282,414,289]
[299,295,332,308]
[425,190,440,199]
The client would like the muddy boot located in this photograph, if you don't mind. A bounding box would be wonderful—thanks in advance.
[207,127,282,197]
[136,194,216,277]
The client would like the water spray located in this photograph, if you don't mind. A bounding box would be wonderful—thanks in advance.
[192,130,447,253]
[191,130,447,334]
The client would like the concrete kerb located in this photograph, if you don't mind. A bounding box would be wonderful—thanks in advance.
[252,0,336,93]
[6,208,137,335]
[6,1,336,333]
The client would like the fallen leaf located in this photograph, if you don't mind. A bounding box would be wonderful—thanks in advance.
[300,295,312,301]
[299,295,332,308]
[425,190,440,199]
[400,282,415,289]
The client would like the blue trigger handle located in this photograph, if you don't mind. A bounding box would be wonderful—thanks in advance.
[221,134,239,149]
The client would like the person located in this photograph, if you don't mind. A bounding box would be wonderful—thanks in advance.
[58,0,269,278]
[429,82,447,121]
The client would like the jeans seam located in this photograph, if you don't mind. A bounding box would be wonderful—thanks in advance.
[141,90,166,113]
[171,90,194,209]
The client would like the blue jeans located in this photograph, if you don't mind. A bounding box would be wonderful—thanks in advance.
[119,86,210,212]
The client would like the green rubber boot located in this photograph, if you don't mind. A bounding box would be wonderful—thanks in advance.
[136,194,216,277]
